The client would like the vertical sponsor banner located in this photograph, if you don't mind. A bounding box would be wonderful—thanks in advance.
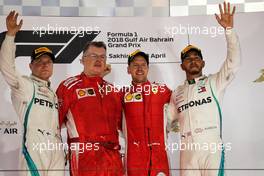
[0,12,264,176]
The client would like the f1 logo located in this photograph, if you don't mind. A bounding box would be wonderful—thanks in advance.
[0,30,101,63]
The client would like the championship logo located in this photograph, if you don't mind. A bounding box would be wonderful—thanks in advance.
[0,30,100,63]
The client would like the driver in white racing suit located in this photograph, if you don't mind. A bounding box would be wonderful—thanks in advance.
[168,2,240,176]
[0,11,65,176]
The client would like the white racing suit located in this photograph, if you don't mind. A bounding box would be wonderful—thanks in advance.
[169,29,240,176]
[0,35,65,176]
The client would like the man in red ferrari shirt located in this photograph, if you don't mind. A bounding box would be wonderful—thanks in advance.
[122,50,172,176]
[56,41,123,176]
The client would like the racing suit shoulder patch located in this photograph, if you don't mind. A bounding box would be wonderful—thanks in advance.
[174,85,184,94]
[151,82,165,87]
[22,75,34,86]
[22,75,30,80]
[151,82,169,95]
[151,82,161,85]
[103,80,112,85]
[63,75,82,89]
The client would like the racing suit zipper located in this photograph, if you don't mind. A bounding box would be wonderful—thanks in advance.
[187,83,193,139]
[148,128,152,176]
[98,83,112,136]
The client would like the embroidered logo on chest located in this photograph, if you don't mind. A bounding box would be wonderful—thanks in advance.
[134,93,142,102]
[197,80,207,93]
[125,93,133,102]
[124,92,143,103]
[151,85,158,94]
[76,88,96,99]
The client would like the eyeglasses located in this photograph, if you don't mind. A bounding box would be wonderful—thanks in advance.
[83,53,107,60]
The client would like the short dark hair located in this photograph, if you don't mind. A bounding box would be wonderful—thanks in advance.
[83,41,107,53]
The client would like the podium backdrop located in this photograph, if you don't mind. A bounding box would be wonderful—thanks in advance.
[0,12,263,176]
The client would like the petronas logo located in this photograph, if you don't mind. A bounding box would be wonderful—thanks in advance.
[254,69,264,83]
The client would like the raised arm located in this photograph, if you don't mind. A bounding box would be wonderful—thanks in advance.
[0,11,23,89]
[213,2,240,90]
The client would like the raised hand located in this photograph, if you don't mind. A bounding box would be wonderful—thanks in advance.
[101,64,112,77]
[215,2,235,29]
[6,10,23,36]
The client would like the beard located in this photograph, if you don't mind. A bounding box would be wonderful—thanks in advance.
[133,76,147,84]
[189,70,201,75]
[188,65,202,75]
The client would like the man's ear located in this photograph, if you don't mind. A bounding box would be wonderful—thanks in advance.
[180,63,185,71]
[29,63,33,71]
[80,59,83,65]
[127,66,131,74]
[202,60,205,68]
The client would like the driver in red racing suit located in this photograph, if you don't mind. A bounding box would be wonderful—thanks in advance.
[122,50,172,176]
[56,41,123,176]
